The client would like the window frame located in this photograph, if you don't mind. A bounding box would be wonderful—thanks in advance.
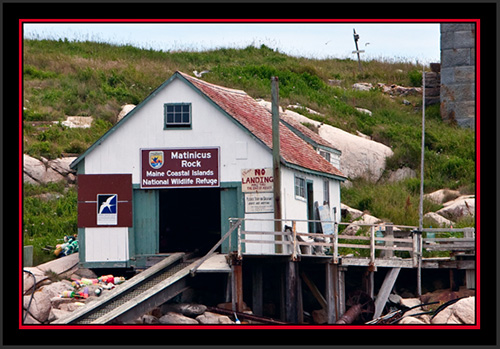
[164,103,192,129]
[294,175,306,200]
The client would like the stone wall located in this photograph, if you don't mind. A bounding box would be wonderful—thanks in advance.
[440,23,476,129]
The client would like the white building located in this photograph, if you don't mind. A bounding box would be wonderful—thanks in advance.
[71,71,346,268]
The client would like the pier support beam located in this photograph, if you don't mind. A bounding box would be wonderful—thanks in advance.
[285,261,299,323]
[326,263,346,324]
[231,258,244,312]
[373,267,401,319]
[252,263,263,316]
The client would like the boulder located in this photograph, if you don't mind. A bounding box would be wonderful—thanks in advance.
[436,196,475,220]
[423,212,455,227]
[23,267,48,294]
[256,100,393,181]
[355,107,372,116]
[342,214,382,236]
[196,311,234,324]
[159,312,199,324]
[23,154,65,184]
[399,316,428,324]
[39,281,74,300]
[57,116,93,128]
[23,291,52,323]
[139,314,160,324]
[317,124,393,181]
[161,303,207,318]
[431,296,475,324]
[352,82,373,91]
[341,203,363,221]
[48,308,72,322]
[424,189,461,204]
[23,154,77,185]
[117,104,136,123]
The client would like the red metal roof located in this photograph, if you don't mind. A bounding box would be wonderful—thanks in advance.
[178,71,346,179]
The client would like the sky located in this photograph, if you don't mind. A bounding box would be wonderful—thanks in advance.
[23,22,441,64]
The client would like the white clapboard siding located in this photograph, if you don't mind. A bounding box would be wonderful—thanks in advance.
[85,227,129,262]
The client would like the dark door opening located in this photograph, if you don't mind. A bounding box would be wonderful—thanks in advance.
[159,188,221,254]
[306,181,315,233]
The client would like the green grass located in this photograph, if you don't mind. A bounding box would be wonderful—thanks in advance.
[22,39,475,263]
[23,182,78,265]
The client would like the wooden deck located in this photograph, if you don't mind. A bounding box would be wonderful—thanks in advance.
[189,218,475,324]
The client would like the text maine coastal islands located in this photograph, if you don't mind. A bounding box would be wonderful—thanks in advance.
[143,149,218,187]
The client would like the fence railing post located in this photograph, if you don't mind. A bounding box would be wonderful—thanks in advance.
[291,221,298,260]
[370,226,376,265]
[228,218,233,252]
[237,223,242,260]
[333,222,339,264]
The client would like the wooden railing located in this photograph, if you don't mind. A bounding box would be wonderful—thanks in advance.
[231,218,475,268]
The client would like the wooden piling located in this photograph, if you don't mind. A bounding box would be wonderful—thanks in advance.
[252,263,263,316]
[231,258,244,312]
[285,260,299,323]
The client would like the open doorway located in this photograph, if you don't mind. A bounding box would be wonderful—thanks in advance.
[306,181,315,233]
[159,188,221,255]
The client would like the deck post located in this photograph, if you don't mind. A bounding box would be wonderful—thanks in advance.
[252,262,263,316]
[326,262,340,323]
[381,223,394,258]
[231,256,244,312]
[285,260,299,323]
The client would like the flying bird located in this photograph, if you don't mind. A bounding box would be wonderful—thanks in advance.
[365,42,371,46]
[193,70,211,78]
[99,195,116,214]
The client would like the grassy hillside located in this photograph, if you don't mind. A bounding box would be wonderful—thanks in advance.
[22,39,475,264]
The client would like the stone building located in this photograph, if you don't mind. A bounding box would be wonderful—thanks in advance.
[440,23,476,129]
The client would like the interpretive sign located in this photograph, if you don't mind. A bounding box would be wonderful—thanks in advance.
[141,148,220,189]
[245,192,274,213]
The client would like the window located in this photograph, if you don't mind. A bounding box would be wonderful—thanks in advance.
[164,103,191,129]
[323,180,330,206]
[319,150,331,163]
[295,176,306,199]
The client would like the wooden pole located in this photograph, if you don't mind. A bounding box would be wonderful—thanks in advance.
[271,76,282,253]
[353,29,364,72]
[326,263,338,323]
[285,261,299,323]
[373,267,401,319]
[252,263,263,316]
[231,260,244,312]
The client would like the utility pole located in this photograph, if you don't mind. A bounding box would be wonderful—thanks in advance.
[352,28,365,72]
[271,76,282,252]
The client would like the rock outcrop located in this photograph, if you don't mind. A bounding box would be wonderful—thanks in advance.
[257,100,393,182]
[23,154,76,185]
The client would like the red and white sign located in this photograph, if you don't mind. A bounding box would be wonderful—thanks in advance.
[141,147,220,189]
[241,168,273,193]
[77,174,132,228]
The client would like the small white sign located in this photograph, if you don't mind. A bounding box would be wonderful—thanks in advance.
[97,194,118,225]
[241,168,273,193]
[245,192,274,213]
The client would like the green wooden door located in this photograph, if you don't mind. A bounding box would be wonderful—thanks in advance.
[133,189,159,255]
[220,182,244,253]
